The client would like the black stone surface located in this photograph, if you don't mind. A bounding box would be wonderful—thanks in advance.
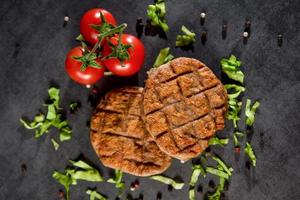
[0,0,300,199]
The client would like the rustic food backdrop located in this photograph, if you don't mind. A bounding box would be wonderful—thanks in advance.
[0,0,299,199]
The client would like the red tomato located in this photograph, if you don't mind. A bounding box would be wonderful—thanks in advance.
[102,34,145,76]
[80,8,117,45]
[65,46,104,85]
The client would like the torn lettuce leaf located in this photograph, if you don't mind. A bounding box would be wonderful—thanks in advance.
[221,55,244,84]
[147,0,169,32]
[245,99,260,126]
[175,26,196,47]
[20,87,72,147]
[150,175,184,190]
[209,136,229,147]
[245,142,256,166]
[86,189,106,200]
[52,160,103,200]
[153,47,174,67]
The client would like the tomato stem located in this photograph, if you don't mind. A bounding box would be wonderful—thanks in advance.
[104,71,113,76]
[87,23,127,59]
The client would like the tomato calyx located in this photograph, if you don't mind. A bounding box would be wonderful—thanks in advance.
[91,12,116,39]
[72,52,101,71]
[103,34,133,63]
[73,23,128,72]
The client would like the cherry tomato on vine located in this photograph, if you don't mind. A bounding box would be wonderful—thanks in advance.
[102,34,145,76]
[65,46,104,85]
[80,8,117,45]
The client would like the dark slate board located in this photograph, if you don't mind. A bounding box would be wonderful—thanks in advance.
[0,0,299,199]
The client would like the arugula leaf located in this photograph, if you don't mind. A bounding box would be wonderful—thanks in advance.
[245,142,256,166]
[107,170,125,190]
[221,55,244,84]
[51,138,59,151]
[150,175,184,190]
[176,26,196,47]
[153,47,174,68]
[86,189,107,200]
[208,136,229,147]
[245,99,260,126]
[147,0,169,32]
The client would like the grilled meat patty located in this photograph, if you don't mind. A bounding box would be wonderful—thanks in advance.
[143,57,227,161]
[90,87,171,176]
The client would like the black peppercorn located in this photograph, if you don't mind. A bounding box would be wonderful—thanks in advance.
[201,31,207,45]
[222,23,227,40]
[245,161,251,170]
[278,34,283,47]
[197,184,203,193]
[156,192,162,200]
[136,17,144,38]
[208,180,215,188]
[21,163,27,174]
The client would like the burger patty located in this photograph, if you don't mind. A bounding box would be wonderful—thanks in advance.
[143,57,227,161]
[90,87,171,176]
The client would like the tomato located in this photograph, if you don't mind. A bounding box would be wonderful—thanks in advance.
[102,34,145,76]
[80,8,117,45]
[65,46,104,85]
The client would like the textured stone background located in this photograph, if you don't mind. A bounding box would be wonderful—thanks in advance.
[0,0,299,199]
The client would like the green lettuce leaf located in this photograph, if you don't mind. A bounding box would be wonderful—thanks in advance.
[147,0,169,32]
[208,136,229,147]
[245,142,256,166]
[245,99,260,126]
[212,156,233,176]
[205,167,230,180]
[176,26,196,47]
[51,138,59,151]
[53,160,103,200]
[52,171,72,200]
[153,47,174,67]
[221,55,244,84]
[86,189,106,200]
[20,87,72,147]
[107,170,125,190]
[150,175,184,190]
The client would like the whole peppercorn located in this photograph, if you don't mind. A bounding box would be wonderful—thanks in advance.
[278,34,283,47]
[156,192,162,200]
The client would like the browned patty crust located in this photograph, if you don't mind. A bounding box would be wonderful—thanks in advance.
[90,87,171,176]
[143,57,227,161]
